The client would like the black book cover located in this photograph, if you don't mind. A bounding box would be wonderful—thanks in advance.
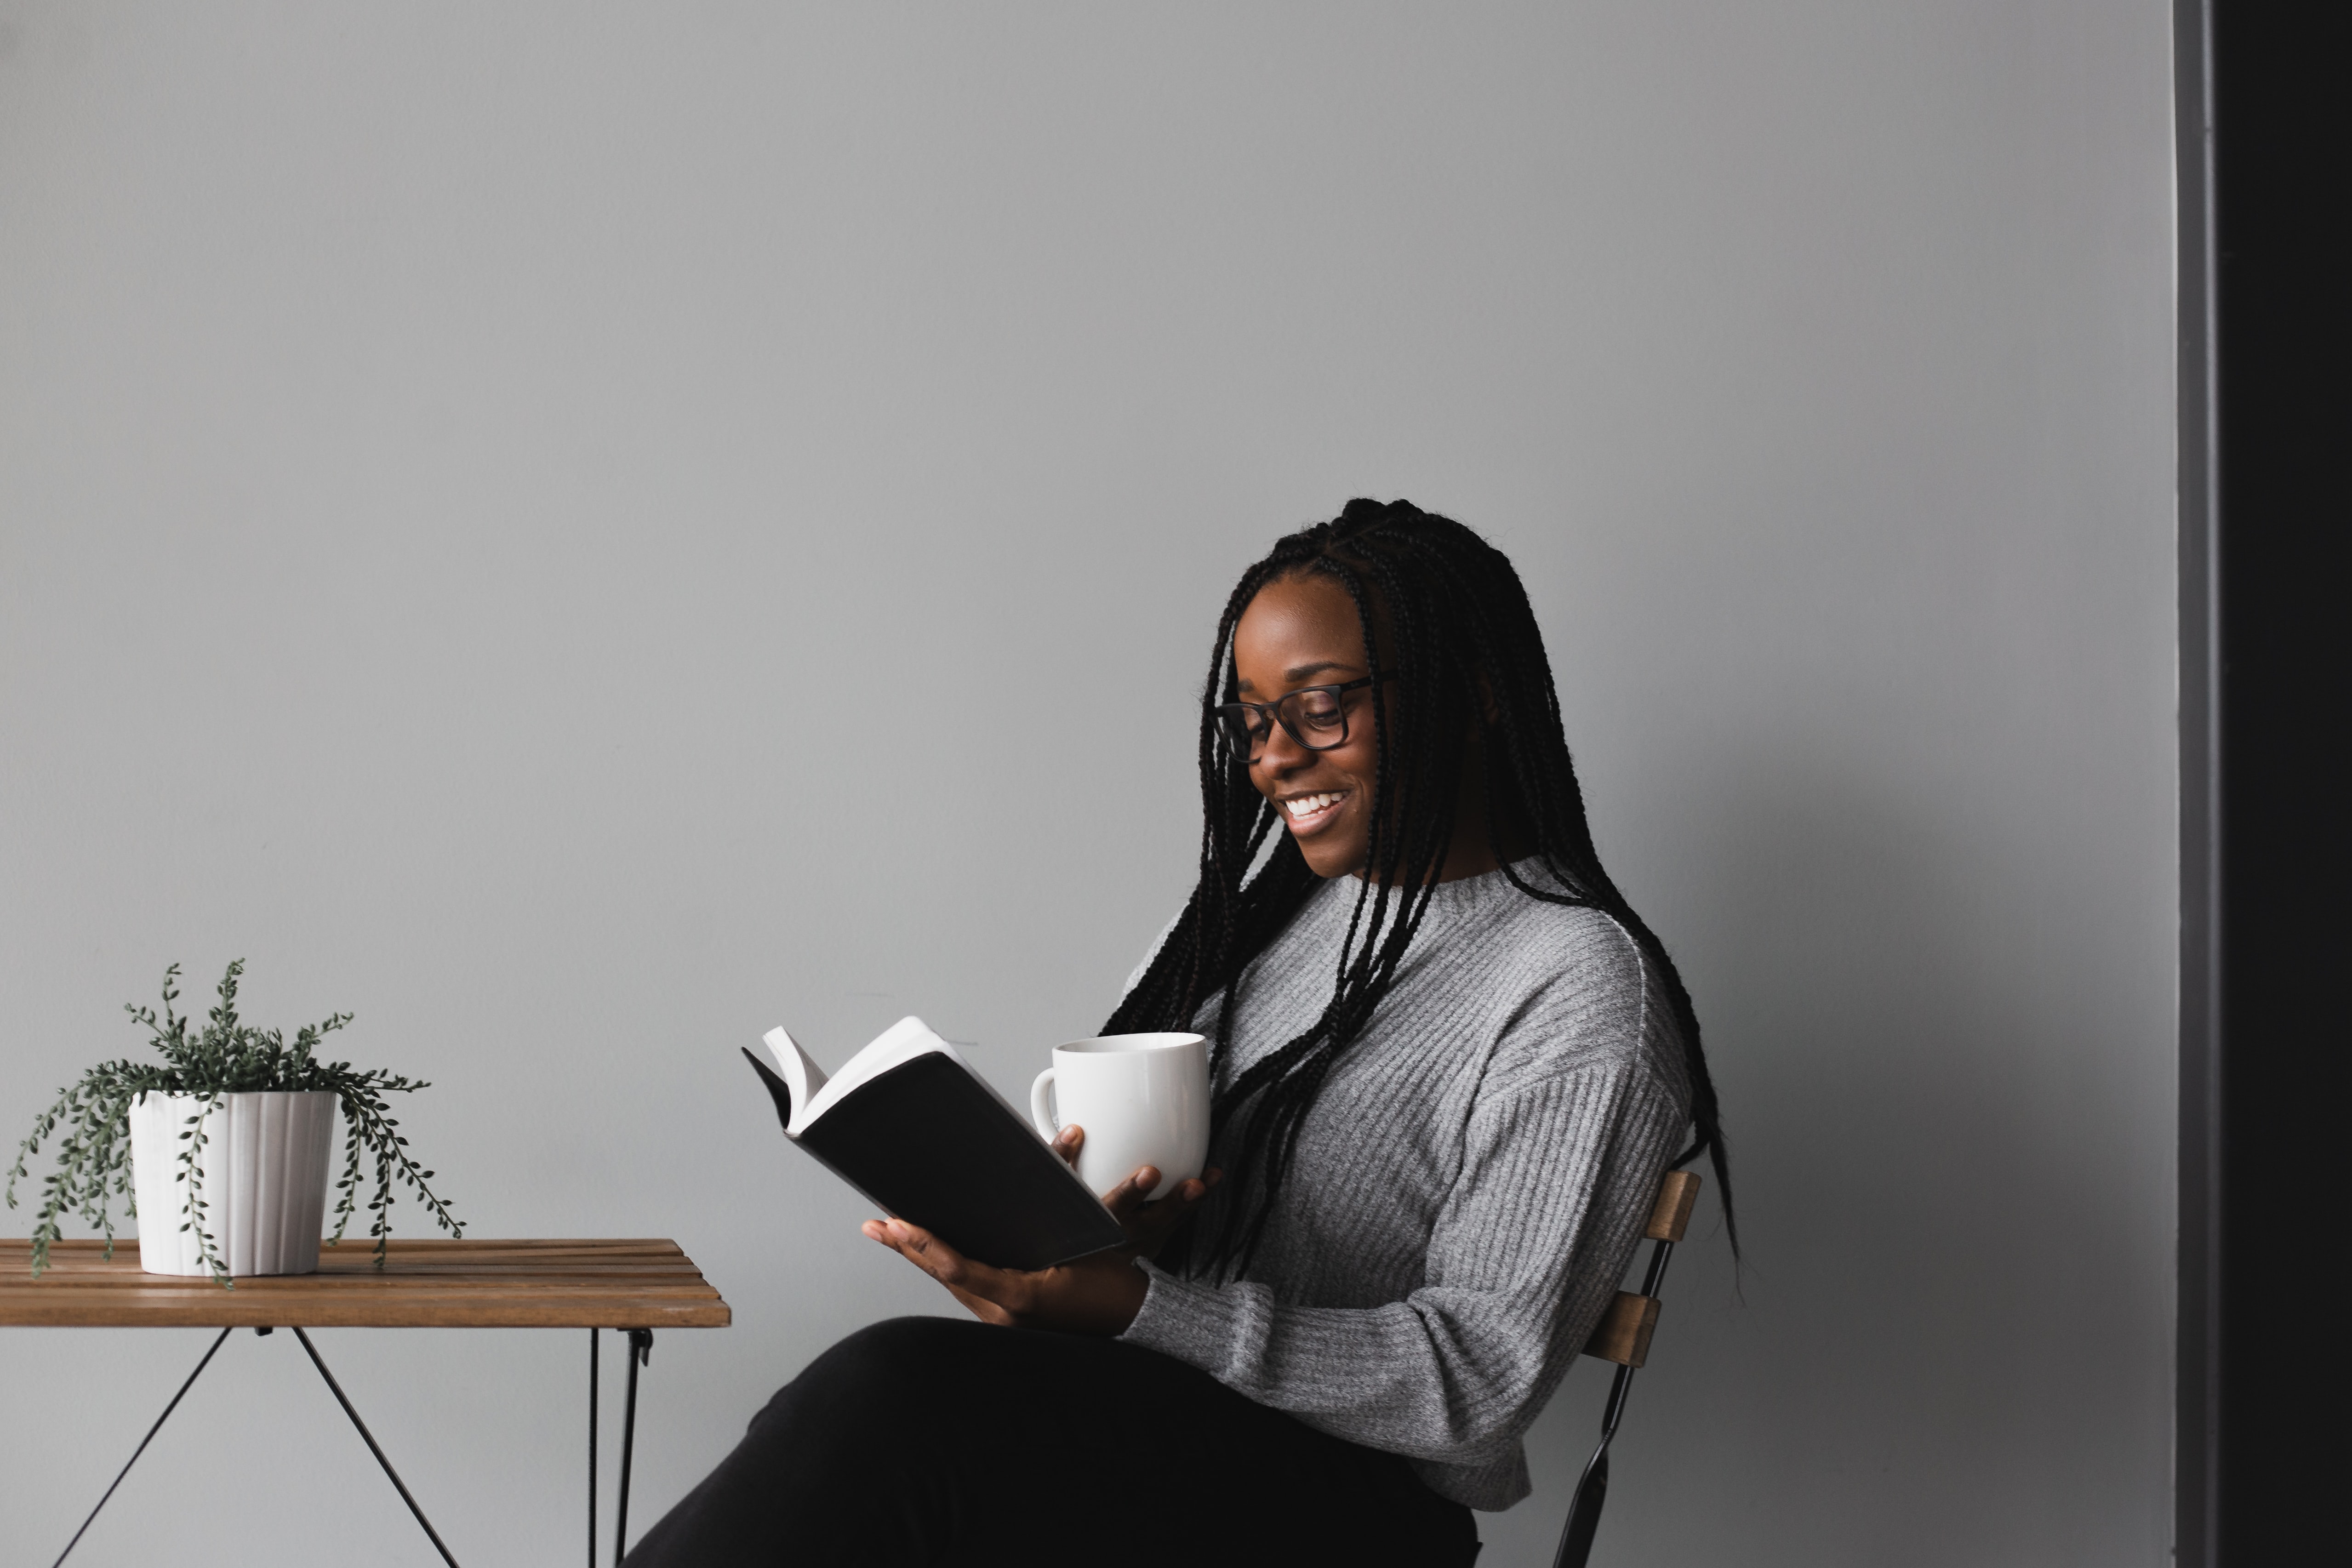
[743,1048,1126,1272]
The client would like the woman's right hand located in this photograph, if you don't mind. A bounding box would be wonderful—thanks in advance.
[1049,1125,1221,1260]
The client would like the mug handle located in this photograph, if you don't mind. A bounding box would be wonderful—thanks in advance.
[1029,1068,1060,1143]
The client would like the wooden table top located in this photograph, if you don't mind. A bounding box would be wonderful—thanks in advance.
[0,1239,731,1329]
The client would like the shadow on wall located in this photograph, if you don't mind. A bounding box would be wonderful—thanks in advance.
[1479,745,2166,1568]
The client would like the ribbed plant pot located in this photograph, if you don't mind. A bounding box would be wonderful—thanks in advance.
[128,1090,337,1277]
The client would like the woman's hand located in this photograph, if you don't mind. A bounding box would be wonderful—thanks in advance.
[1050,1125,1219,1260]
[861,1126,1221,1335]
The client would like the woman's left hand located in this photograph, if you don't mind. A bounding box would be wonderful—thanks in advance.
[861,1157,1220,1335]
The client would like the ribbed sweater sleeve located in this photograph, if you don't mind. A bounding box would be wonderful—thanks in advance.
[1119,1051,1685,1469]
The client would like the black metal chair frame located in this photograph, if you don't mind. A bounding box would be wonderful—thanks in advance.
[1549,1170,1696,1568]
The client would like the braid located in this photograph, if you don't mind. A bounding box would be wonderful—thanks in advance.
[1104,499,1738,1276]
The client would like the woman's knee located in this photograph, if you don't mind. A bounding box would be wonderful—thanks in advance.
[749,1316,984,1441]
[807,1315,987,1393]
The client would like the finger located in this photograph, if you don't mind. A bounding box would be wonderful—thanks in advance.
[1103,1167,1162,1220]
[883,1218,1019,1303]
[1054,1125,1085,1169]
[1156,1174,1211,1205]
[864,1219,938,1272]
[902,1227,1044,1319]
[868,1221,1021,1320]
[1124,1175,1220,1247]
[1119,1165,1218,1215]
[865,1220,965,1288]
[883,1218,962,1278]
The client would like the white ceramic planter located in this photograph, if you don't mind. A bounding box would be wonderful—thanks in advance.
[128,1090,337,1277]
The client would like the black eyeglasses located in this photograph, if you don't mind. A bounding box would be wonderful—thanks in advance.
[1215,675,1384,757]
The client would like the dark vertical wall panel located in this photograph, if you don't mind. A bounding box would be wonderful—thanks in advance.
[2210,2,2352,1561]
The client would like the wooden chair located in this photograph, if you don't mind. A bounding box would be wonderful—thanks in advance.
[1551,1169,1702,1568]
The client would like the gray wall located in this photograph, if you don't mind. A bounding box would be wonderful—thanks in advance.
[0,5,2178,1563]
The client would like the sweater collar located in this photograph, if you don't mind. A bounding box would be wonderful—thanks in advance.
[1310,856,1563,924]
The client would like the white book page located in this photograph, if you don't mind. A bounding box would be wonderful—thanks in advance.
[759,1027,829,1137]
[799,1015,966,1131]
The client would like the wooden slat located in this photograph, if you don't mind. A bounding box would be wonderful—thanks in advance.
[0,1239,731,1329]
[1581,1290,1660,1368]
[1646,1170,1702,1243]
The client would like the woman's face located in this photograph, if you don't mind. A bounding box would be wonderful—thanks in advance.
[1229,572,1382,878]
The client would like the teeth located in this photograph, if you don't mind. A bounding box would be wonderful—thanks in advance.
[1284,793,1342,819]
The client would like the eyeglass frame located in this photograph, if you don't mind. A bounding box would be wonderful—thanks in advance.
[1214,673,1391,758]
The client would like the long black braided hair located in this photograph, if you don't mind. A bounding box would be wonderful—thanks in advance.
[1102,498,1734,1279]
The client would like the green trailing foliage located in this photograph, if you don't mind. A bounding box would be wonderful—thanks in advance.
[6,961,462,1287]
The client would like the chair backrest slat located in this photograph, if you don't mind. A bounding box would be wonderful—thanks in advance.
[1646,1169,1701,1243]
[1582,1291,1660,1368]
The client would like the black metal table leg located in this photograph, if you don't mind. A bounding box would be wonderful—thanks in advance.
[50,1325,234,1567]
[614,1329,652,1566]
[294,1327,462,1567]
[57,1319,623,1567]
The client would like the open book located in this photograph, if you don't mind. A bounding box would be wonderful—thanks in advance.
[743,1017,1126,1272]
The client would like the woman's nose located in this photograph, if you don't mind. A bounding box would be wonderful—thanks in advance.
[1255,721,1312,774]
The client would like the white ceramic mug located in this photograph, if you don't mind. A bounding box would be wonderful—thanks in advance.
[1030,1032,1210,1201]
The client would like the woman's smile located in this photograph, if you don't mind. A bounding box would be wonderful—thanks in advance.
[1279,789,1351,835]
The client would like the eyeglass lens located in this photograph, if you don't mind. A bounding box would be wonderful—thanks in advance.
[1220,687,1350,754]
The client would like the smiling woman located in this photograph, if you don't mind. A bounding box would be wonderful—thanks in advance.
[1218,572,1507,879]
[623,500,1732,1568]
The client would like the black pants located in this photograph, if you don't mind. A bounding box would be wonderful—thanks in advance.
[622,1316,1480,1567]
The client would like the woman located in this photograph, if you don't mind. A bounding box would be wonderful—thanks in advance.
[627,499,1732,1566]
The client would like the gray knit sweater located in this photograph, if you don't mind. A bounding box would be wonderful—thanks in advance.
[1114,862,1692,1511]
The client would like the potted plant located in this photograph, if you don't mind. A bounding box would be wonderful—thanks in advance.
[6,960,462,1287]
